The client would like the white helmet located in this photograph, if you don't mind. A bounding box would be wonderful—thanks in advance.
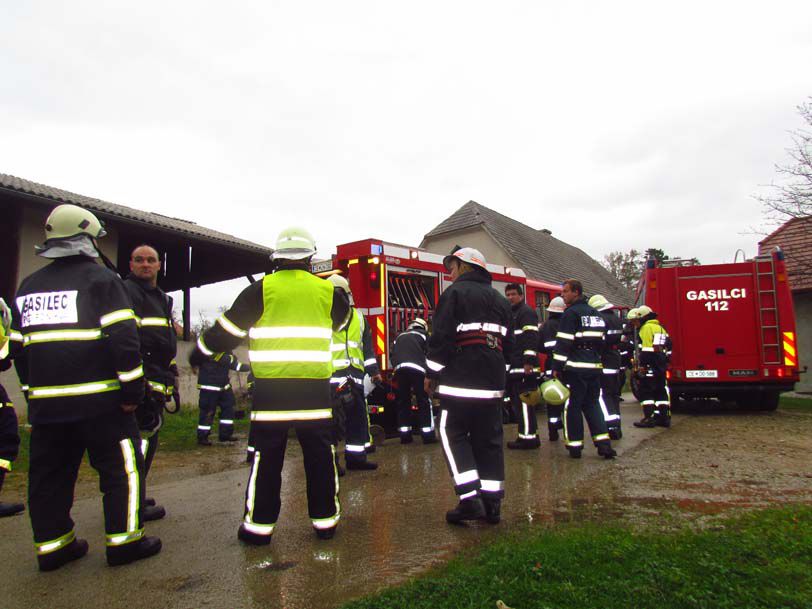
[409,318,428,332]
[443,246,487,271]
[547,296,566,313]
[328,273,353,305]
[271,226,316,260]
[628,305,653,320]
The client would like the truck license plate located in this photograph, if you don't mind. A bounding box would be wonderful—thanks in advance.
[686,370,718,378]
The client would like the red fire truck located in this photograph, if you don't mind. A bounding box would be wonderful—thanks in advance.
[314,238,562,433]
[636,248,800,410]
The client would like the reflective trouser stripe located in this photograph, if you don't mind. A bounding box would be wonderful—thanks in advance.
[520,402,534,438]
[593,433,610,442]
[345,444,365,453]
[460,490,478,500]
[480,479,504,492]
[198,385,225,391]
[36,530,76,555]
[398,426,410,433]
[107,439,143,547]
[243,449,275,536]
[140,438,149,458]
[436,385,503,399]
[220,419,234,425]
[598,389,611,422]
[198,425,212,431]
[311,444,340,530]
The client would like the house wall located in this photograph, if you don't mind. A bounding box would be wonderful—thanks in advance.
[421,227,519,269]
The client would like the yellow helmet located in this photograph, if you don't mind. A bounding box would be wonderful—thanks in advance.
[519,387,541,406]
[327,274,351,294]
[588,294,612,311]
[540,378,570,406]
[0,298,9,360]
[628,305,653,320]
[44,204,106,241]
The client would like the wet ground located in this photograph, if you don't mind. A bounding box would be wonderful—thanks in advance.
[1,396,811,609]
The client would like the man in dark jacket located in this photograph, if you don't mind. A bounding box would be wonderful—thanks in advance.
[124,244,178,522]
[425,247,513,525]
[539,296,565,441]
[588,294,624,440]
[504,283,541,449]
[194,351,249,445]
[551,279,616,460]
[11,205,161,570]
[391,318,434,444]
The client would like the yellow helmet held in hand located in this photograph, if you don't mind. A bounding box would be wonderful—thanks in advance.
[519,387,541,406]
[540,378,570,406]
[44,204,106,241]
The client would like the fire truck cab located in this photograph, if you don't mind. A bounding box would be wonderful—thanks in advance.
[318,238,562,434]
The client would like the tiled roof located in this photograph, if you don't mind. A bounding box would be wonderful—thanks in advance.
[0,173,272,255]
[759,216,812,292]
[422,200,634,306]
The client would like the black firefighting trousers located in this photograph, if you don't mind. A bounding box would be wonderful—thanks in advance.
[343,383,371,463]
[198,388,236,440]
[438,400,505,501]
[598,370,622,430]
[0,386,20,472]
[28,410,145,557]
[638,369,671,418]
[395,368,433,437]
[507,375,538,439]
[242,422,339,536]
[562,370,610,448]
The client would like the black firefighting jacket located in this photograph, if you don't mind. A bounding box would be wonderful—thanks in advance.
[551,297,605,374]
[426,269,514,402]
[10,256,144,424]
[124,275,177,395]
[391,327,428,374]
[539,313,561,373]
[598,309,623,373]
[197,352,249,391]
[508,301,539,373]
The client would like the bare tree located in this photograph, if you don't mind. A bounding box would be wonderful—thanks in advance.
[602,249,645,290]
[758,98,812,222]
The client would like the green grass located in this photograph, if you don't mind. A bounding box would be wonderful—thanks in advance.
[9,402,250,474]
[342,506,812,609]
[779,395,812,413]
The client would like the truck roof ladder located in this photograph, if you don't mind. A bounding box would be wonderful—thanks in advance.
[755,253,781,365]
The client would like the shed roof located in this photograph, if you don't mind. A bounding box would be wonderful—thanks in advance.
[422,200,634,305]
[759,216,812,292]
[0,173,271,255]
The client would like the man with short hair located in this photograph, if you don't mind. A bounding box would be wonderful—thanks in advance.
[124,244,178,522]
[551,279,616,460]
[504,283,541,449]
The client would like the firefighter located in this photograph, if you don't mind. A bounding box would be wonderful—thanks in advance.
[193,350,249,445]
[327,274,381,470]
[10,205,160,570]
[539,296,565,441]
[588,294,624,440]
[504,283,541,450]
[551,279,617,459]
[0,298,24,518]
[629,305,672,428]
[425,246,513,525]
[124,244,177,522]
[391,317,435,444]
[195,227,350,544]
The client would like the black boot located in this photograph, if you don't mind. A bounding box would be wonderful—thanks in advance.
[197,436,212,446]
[106,536,162,567]
[656,413,671,428]
[567,446,582,459]
[548,424,559,442]
[346,458,378,471]
[145,497,156,507]
[334,454,345,477]
[315,526,337,540]
[366,445,376,454]
[608,426,623,440]
[446,497,485,524]
[238,524,271,546]
[507,436,541,450]
[142,504,166,522]
[633,417,657,428]
[422,433,438,444]
[482,497,501,524]
[0,471,24,517]
[596,441,617,459]
[219,436,239,443]
[400,433,413,444]
[38,537,89,572]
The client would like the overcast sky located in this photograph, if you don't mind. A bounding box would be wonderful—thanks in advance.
[2,2,810,319]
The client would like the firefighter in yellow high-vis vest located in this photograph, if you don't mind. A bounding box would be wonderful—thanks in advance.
[195,227,350,544]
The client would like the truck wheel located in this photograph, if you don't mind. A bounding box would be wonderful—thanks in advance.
[759,391,780,412]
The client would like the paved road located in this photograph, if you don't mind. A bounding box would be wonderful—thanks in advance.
[0,399,668,609]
